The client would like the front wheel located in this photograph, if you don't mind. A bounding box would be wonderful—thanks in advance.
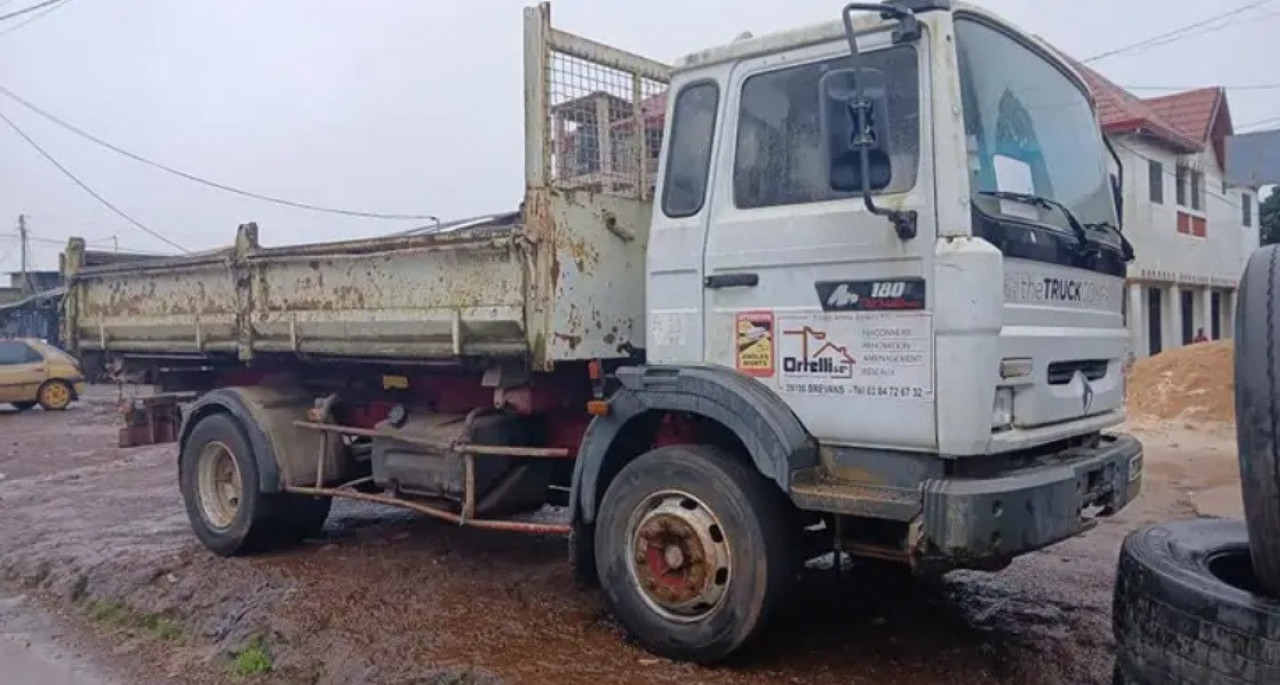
[594,444,796,664]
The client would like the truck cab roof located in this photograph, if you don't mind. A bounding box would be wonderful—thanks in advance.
[671,2,1090,100]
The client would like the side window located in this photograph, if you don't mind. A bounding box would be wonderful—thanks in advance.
[1243,193,1253,227]
[1148,160,1163,204]
[661,82,720,218]
[734,46,919,209]
[0,341,34,365]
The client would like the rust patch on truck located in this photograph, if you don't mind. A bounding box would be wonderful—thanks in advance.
[553,332,582,351]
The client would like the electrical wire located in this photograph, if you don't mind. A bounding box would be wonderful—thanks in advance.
[1123,84,1280,92]
[0,0,73,38]
[0,0,62,22]
[0,83,440,222]
[1083,0,1273,63]
[1238,115,1280,131]
[0,108,190,252]
[1114,141,1247,211]
[0,231,162,255]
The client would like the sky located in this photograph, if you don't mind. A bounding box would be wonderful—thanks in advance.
[0,0,1277,272]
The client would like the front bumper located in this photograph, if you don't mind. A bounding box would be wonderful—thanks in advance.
[915,433,1142,573]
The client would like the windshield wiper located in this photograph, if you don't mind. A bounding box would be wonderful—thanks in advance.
[1083,221,1135,263]
[977,190,1097,259]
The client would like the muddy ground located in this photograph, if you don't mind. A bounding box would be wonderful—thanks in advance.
[0,387,1244,684]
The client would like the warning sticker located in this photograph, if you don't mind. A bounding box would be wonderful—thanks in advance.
[735,311,775,377]
[777,312,933,400]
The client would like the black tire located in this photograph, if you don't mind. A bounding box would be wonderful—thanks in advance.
[11,401,36,411]
[179,413,316,556]
[1113,518,1280,684]
[1235,243,1280,596]
[593,444,796,663]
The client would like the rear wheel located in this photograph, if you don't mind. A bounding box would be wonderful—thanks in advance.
[11,401,36,411]
[180,413,327,556]
[594,444,796,663]
[37,380,72,411]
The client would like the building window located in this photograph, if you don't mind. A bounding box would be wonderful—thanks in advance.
[1175,166,1188,206]
[1244,193,1254,227]
[1190,170,1204,211]
[1148,160,1163,204]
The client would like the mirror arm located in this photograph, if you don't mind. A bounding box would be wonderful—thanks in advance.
[851,99,918,241]
[842,3,919,241]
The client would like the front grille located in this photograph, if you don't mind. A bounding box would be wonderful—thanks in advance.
[1047,359,1109,385]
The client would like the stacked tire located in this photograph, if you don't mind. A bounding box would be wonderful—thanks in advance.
[1112,244,1280,684]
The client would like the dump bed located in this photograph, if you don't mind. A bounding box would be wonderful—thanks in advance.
[63,3,670,372]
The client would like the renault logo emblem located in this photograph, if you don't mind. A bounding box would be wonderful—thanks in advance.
[1077,370,1095,415]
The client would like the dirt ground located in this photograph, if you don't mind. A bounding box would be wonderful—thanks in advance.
[0,385,1244,685]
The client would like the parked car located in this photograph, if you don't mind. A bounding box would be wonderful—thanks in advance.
[0,338,86,411]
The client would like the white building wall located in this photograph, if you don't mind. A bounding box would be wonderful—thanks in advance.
[1111,134,1259,359]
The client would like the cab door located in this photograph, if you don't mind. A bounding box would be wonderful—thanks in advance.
[700,30,938,450]
[0,340,46,403]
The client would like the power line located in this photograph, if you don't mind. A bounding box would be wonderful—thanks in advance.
[1239,115,1280,131]
[0,0,62,22]
[1122,84,1280,92]
[0,108,189,252]
[1083,0,1273,63]
[0,0,73,38]
[0,230,161,254]
[0,83,440,223]
[1114,141,1246,210]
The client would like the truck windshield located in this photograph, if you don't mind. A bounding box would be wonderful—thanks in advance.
[955,16,1125,274]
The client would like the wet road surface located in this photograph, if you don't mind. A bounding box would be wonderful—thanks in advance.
[0,390,1244,684]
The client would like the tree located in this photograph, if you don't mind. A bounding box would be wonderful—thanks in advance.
[1262,186,1280,246]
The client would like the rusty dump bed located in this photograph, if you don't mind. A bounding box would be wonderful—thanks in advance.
[63,191,652,370]
[61,3,670,372]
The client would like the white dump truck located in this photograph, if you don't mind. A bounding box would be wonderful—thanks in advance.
[64,0,1142,663]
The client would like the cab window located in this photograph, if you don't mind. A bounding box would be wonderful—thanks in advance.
[733,45,920,209]
[0,341,39,365]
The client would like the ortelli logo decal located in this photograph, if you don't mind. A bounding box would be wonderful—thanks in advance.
[781,325,855,379]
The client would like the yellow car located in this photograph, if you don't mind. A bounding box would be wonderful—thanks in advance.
[0,338,86,411]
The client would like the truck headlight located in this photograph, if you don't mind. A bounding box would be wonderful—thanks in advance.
[992,388,1014,430]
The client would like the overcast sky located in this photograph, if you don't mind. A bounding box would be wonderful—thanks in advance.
[0,0,1276,271]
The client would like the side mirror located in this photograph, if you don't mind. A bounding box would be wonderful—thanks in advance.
[820,67,892,194]
[819,66,916,240]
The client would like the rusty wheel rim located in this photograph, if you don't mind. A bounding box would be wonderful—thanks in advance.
[196,440,242,530]
[625,489,732,623]
[40,382,69,409]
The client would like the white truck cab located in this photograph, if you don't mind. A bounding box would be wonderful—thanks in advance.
[650,1,1134,456]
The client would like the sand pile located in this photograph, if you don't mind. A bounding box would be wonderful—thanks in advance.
[1126,340,1235,423]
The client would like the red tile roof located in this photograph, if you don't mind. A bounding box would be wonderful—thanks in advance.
[1064,58,1202,153]
[1143,87,1228,143]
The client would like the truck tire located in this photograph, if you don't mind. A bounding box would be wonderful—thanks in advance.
[593,444,796,663]
[1113,518,1280,684]
[180,413,324,556]
[1235,244,1280,596]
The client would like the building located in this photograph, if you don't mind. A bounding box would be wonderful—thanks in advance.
[1078,66,1261,359]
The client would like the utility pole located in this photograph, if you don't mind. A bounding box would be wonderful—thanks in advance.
[17,214,30,294]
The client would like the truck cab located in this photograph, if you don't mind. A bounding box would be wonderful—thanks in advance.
[580,0,1141,657]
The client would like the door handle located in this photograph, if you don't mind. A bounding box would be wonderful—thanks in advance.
[704,272,759,289]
